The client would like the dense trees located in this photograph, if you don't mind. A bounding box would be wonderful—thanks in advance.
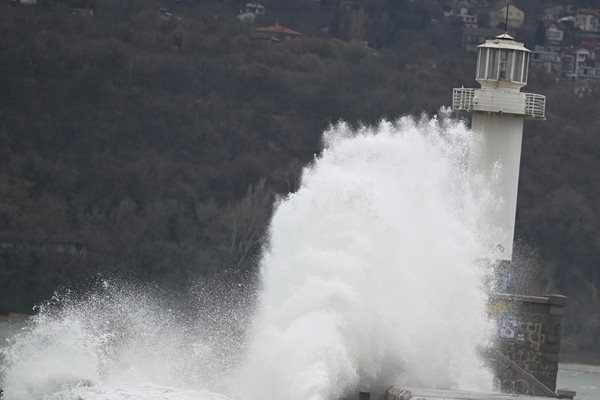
[0,0,598,359]
[518,74,600,359]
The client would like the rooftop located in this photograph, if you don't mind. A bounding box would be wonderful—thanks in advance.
[578,8,600,17]
[478,34,530,52]
[255,24,302,36]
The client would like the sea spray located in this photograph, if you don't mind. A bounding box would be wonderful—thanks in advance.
[1,112,497,400]
[0,280,250,400]
[242,113,496,400]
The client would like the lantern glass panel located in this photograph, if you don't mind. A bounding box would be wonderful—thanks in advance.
[499,50,513,80]
[477,48,487,79]
[514,51,524,82]
[487,48,499,80]
[523,52,530,83]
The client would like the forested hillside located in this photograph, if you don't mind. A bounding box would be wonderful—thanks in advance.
[0,0,599,360]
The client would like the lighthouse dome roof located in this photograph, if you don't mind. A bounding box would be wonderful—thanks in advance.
[478,33,530,53]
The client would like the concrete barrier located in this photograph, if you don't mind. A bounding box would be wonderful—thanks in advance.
[386,386,559,400]
[386,387,412,400]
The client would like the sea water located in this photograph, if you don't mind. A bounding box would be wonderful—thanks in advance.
[1,113,497,400]
[557,366,600,400]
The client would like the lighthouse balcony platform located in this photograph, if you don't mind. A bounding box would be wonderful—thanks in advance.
[452,88,545,120]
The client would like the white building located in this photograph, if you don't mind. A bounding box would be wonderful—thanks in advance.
[489,3,525,30]
[238,2,265,24]
[244,2,265,16]
[237,12,256,24]
[562,46,600,80]
[575,9,600,33]
[542,5,566,23]
[545,24,564,46]
[532,45,562,76]
[444,3,479,28]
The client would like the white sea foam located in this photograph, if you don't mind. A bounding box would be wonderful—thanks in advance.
[241,113,495,400]
[0,282,248,400]
[1,112,496,400]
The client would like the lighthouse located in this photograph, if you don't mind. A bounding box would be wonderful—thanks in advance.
[452,33,546,261]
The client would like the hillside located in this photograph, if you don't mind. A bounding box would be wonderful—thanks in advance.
[0,0,599,360]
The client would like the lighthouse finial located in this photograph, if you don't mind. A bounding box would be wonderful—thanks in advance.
[504,0,510,34]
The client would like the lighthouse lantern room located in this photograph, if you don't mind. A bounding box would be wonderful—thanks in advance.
[476,33,530,89]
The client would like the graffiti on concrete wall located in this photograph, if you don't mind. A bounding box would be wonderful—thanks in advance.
[495,377,530,395]
[498,317,545,350]
[489,299,559,395]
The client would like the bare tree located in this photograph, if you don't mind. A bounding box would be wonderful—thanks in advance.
[225,178,273,269]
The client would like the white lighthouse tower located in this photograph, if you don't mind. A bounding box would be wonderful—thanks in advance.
[452,33,546,261]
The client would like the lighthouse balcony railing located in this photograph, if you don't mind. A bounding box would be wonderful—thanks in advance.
[452,87,476,111]
[453,88,546,120]
[524,93,546,119]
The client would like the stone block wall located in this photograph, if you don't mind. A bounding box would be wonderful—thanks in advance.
[488,293,568,396]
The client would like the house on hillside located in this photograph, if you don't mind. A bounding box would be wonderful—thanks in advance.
[542,5,571,23]
[562,45,600,80]
[237,2,265,24]
[253,23,302,42]
[546,24,564,47]
[244,2,265,16]
[444,1,479,28]
[575,9,600,33]
[489,2,524,30]
[532,45,562,77]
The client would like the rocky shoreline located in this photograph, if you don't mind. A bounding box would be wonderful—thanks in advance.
[0,313,29,323]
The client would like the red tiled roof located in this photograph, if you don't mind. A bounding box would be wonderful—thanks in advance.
[579,9,600,17]
[564,47,578,55]
[564,47,592,56]
[256,24,302,36]
[580,41,600,51]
